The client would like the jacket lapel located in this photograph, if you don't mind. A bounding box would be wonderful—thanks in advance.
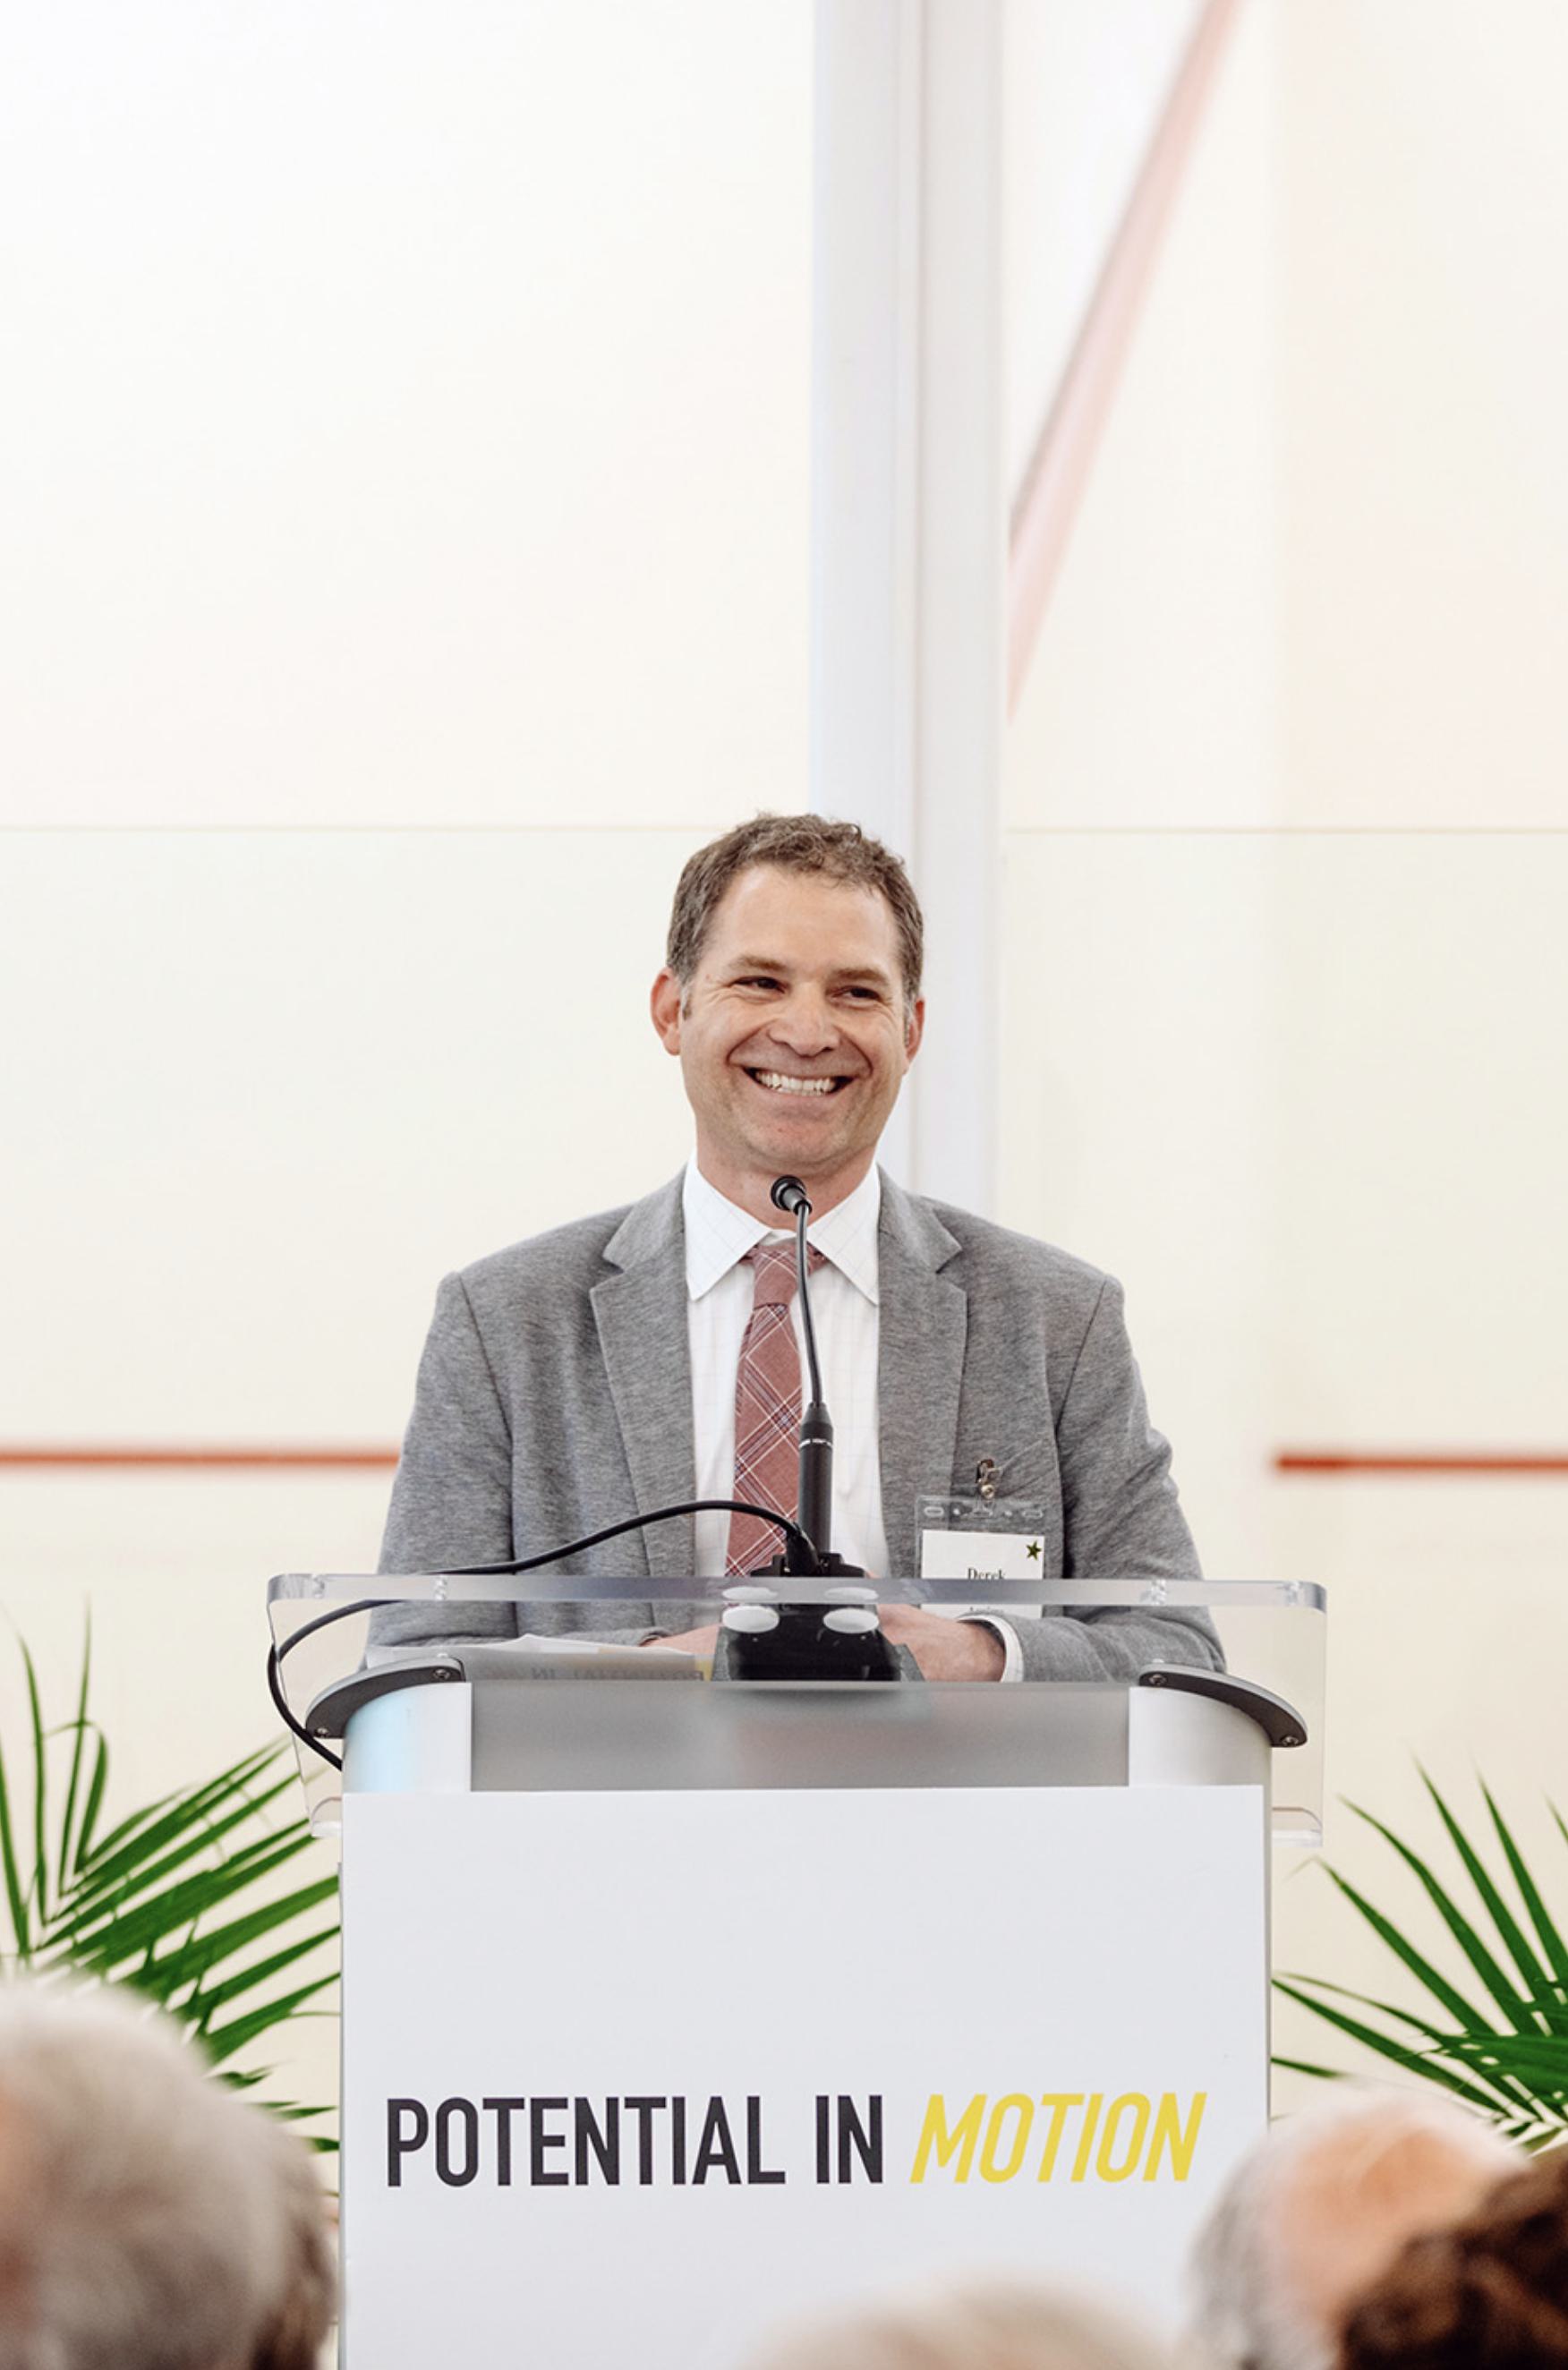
[876,1176,967,1583]
[591,1178,696,1581]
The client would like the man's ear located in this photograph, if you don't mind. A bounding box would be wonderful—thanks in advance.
[902,996,925,1067]
[650,968,684,1054]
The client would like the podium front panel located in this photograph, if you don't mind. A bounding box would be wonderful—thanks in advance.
[340,1779,1266,2368]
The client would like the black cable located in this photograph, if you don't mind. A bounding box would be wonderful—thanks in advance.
[438,1498,813,1577]
[268,1496,814,1769]
[268,1597,394,1774]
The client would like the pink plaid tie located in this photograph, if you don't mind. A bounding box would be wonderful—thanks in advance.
[725,1240,826,1577]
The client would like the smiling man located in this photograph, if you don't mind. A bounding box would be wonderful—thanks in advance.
[377,814,1219,1680]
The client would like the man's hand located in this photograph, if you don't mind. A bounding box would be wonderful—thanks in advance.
[876,1605,1005,1681]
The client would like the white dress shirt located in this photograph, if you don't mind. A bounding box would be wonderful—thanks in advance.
[685,1157,890,1580]
[681,1158,1021,1679]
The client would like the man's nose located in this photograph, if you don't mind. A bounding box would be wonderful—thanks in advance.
[768,988,839,1054]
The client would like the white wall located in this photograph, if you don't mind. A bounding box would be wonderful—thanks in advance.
[1268,0,1568,2088]
[0,2,811,830]
[1,831,719,1444]
[1278,0,1568,830]
[1002,0,1282,1586]
[1003,0,1205,501]
[1001,0,1568,2108]
[0,1,813,2136]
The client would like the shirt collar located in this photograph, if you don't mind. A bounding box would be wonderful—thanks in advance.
[682,1157,881,1308]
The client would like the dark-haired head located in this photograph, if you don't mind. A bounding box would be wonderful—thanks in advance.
[1340,2144,1568,2370]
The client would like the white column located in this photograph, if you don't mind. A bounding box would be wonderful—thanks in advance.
[810,0,1003,1211]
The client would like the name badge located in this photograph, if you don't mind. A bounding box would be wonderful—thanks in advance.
[919,1524,1045,1584]
[917,1473,1047,1596]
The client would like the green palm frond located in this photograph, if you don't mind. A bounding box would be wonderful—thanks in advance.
[0,1616,337,2139]
[1419,1771,1564,2017]
[1275,1775,1568,2149]
[54,1622,93,1899]
[1448,2033,1568,2090]
[1274,1977,1529,2118]
[1484,1786,1568,2000]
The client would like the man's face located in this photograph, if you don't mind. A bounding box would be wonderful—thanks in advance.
[650,864,924,1213]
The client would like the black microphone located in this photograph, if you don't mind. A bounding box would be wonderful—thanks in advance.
[767,1176,863,1580]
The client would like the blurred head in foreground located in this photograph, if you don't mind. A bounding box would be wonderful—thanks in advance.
[0,1982,334,2370]
[739,2278,1172,2370]
[1189,2089,1518,2370]
[1340,2140,1568,2370]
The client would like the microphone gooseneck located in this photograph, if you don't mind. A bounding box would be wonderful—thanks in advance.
[769,1172,838,1571]
[769,1174,823,1407]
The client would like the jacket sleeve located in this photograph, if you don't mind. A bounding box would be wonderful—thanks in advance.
[1003,1275,1221,1683]
[372,1273,658,1656]
[372,1273,521,1648]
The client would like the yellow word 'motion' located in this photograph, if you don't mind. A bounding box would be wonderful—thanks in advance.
[909,2092,1206,2186]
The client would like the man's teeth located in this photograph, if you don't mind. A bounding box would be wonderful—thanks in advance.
[754,1071,839,1096]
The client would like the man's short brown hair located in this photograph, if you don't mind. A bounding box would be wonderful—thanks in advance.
[666,814,924,1005]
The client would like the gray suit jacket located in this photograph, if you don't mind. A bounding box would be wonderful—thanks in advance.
[376,1172,1219,1680]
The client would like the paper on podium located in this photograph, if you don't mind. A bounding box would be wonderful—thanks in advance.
[463,1635,704,1680]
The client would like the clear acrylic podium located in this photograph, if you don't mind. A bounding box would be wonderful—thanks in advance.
[268,1576,1324,2369]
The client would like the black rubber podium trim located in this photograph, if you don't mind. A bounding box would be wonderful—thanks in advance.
[1136,1665,1308,1747]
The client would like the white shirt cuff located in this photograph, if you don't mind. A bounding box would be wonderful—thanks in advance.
[960,1615,1023,1683]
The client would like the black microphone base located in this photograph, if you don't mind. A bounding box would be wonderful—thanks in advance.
[712,1616,914,1684]
[749,1550,867,1581]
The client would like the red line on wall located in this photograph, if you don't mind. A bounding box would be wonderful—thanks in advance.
[0,1446,399,1471]
[1274,1453,1568,1476]
[5,1447,1563,1479]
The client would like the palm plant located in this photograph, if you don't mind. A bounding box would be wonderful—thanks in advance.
[1276,1771,1568,2149]
[0,1620,338,2137]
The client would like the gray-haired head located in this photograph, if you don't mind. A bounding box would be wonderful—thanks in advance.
[741,2277,1172,2370]
[1186,2088,1518,2370]
[0,1982,334,2370]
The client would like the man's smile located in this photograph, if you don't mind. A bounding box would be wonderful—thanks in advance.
[743,1068,852,1097]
